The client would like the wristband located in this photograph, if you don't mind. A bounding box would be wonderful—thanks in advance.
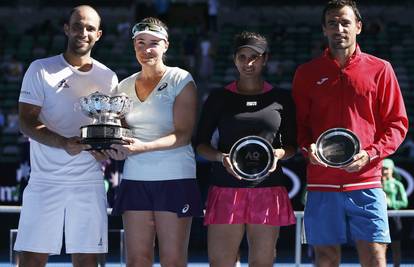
[216,153,224,165]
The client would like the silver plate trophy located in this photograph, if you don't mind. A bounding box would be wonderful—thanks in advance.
[79,91,132,150]
[315,128,360,167]
[229,136,275,181]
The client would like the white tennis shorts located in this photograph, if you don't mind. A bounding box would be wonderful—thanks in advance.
[14,181,108,254]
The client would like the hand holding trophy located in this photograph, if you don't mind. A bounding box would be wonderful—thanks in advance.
[79,91,132,150]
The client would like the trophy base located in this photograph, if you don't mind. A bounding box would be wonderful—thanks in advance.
[80,124,132,150]
[80,138,129,150]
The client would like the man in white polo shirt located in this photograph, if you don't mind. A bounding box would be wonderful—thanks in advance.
[14,5,118,267]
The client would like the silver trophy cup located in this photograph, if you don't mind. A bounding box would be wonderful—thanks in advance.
[315,128,360,167]
[79,91,132,150]
[229,136,275,181]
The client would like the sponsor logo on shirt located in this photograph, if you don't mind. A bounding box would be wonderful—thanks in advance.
[182,204,190,213]
[20,90,31,96]
[246,101,257,106]
[316,77,328,85]
[157,82,168,91]
[57,79,69,89]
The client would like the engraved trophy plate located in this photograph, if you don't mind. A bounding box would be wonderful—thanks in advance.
[229,136,275,181]
[79,91,132,150]
[315,128,360,167]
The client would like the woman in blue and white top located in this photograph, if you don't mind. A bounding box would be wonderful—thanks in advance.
[108,17,203,267]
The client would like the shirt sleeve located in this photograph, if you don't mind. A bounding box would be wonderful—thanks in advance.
[365,62,409,162]
[174,68,194,97]
[278,91,297,149]
[195,90,222,147]
[292,65,313,155]
[18,60,45,107]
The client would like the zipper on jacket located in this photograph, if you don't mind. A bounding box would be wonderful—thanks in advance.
[339,69,345,126]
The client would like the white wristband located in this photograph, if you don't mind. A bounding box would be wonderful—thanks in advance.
[217,153,224,165]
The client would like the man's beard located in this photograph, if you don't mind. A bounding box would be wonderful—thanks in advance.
[329,37,354,51]
[68,40,94,56]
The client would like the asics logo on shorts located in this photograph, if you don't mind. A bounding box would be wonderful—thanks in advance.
[182,204,190,213]
[380,230,389,237]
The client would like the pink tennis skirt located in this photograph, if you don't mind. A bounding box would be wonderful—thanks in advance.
[204,186,296,226]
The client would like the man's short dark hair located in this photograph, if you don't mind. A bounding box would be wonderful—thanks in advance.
[321,0,362,25]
